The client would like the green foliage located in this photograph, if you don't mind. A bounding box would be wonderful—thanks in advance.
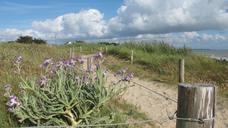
[0,43,151,128]
[16,36,47,44]
[105,42,228,86]
[33,38,47,44]
[16,36,33,44]
[7,58,126,126]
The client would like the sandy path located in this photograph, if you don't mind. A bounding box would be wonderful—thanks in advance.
[108,75,228,128]
[82,55,228,128]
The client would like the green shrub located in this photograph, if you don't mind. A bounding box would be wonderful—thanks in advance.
[16,36,33,44]
[4,55,127,127]
[16,36,47,44]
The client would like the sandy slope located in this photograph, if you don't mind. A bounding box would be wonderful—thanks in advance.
[82,55,228,128]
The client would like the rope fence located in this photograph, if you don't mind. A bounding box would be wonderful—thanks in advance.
[132,81,177,103]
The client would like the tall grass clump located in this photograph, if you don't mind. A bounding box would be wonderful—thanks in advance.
[105,42,228,87]
[106,42,189,81]
[3,53,129,127]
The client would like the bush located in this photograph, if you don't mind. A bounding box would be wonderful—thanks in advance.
[33,38,47,44]
[4,54,128,127]
[16,36,33,44]
[16,36,47,44]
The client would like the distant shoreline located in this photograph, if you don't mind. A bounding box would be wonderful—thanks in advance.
[192,49,228,61]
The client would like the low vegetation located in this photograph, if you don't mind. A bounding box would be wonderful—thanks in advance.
[16,36,47,44]
[104,42,228,88]
[0,42,153,128]
[0,42,227,127]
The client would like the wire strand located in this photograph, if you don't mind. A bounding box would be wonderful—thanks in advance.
[132,81,177,103]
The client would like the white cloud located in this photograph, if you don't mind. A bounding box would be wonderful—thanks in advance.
[0,28,45,41]
[32,17,63,33]
[0,0,228,47]
[32,9,107,39]
[107,0,228,36]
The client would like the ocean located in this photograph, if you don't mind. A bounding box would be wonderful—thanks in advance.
[192,49,228,61]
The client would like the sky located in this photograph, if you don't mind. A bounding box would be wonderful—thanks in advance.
[0,0,228,49]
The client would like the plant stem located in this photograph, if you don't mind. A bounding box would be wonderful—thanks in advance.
[65,110,81,126]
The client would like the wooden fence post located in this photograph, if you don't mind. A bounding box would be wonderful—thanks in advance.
[72,47,75,57]
[105,46,108,53]
[87,57,92,72]
[69,48,72,58]
[80,46,82,53]
[176,84,215,128]
[131,50,134,64]
[100,47,102,52]
[179,59,185,83]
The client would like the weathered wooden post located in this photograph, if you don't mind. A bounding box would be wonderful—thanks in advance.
[176,84,215,128]
[87,57,92,72]
[80,46,82,53]
[69,48,72,58]
[131,50,134,64]
[72,47,75,57]
[105,46,108,53]
[179,59,185,83]
[100,47,102,52]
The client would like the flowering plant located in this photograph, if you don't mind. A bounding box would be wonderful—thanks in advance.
[4,54,131,126]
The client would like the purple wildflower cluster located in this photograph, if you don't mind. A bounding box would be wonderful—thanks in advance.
[75,57,84,64]
[114,68,134,82]
[41,58,53,68]
[40,57,85,74]
[14,56,23,65]
[38,75,48,87]
[114,68,127,76]
[13,56,23,74]
[82,74,89,84]
[63,59,76,68]
[55,57,84,69]
[122,73,134,82]
[94,52,103,61]
[7,95,21,112]
[3,84,21,112]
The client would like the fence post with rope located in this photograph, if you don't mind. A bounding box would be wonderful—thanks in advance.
[80,46,82,53]
[87,57,92,72]
[179,59,185,83]
[131,50,134,64]
[176,83,215,128]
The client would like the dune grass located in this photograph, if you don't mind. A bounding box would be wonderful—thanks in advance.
[0,42,154,128]
[104,42,228,88]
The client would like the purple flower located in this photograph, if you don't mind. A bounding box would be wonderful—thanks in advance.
[7,95,21,111]
[13,56,23,65]
[95,63,100,70]
[61,58,78,68]
[56,61,65,69]
[94,52,103,60]
[41,58,53,68]
[38,75,48,87]
[73,57,84,64]
[122,73,134,82]
[82,75,89,84]
[115,68,128,76]
[4,84,12,97]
